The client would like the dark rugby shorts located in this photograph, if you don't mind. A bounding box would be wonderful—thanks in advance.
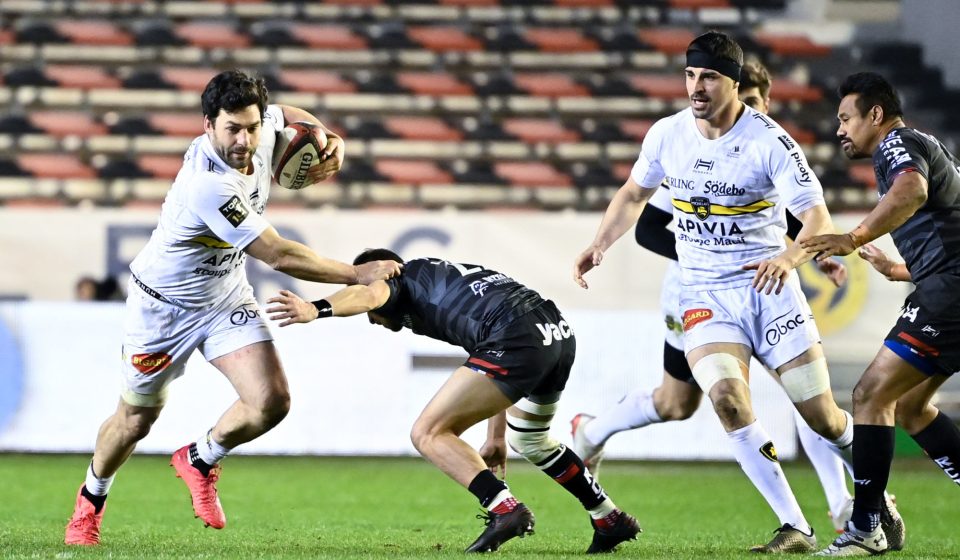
[465,300,576,401]
[884,273,960,377]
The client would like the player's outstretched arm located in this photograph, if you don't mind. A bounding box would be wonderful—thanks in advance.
[858,243,912,282]
[278,104,344,181]
[574,176,656,289]
[744,204,834,295]
[802,172,928,259]
[266,282,391,327]
[246,226,401,285]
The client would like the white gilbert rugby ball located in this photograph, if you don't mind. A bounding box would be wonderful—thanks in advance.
[272,121,327,190]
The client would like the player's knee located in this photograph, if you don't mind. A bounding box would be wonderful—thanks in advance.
[711,389,750,425]
[506,420,560,464]
[657,398,697,421]
[256,389,291,427]
[124,417,154,441]
[409,416,442,454]
[894,399,934,433]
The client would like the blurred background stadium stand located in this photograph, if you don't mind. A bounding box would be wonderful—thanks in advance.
[0,0,957,211]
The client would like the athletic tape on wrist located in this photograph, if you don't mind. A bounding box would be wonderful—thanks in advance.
[311,299,333,318]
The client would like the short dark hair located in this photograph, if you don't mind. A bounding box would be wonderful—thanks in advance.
[353,248,403,266]
[201,70,269,121]
[740,61,771,99]
[687,30,744,68]
[837,72,903,120]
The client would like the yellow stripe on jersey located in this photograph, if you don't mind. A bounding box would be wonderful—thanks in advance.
[672,198,774,216]
[188,235,233,249]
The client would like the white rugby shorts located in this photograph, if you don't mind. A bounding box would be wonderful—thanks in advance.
[660,261,684,351]
[120,279,273,406]
[678,274,820,370]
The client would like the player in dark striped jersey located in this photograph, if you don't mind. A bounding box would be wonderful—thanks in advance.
[805,71,960,556]
[266,249,640,554]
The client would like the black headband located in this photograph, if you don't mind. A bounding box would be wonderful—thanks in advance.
[686,49,742,83]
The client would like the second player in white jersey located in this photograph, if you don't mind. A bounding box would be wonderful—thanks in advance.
[631,106,824,290]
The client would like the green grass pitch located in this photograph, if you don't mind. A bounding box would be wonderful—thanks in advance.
[1,454,955,559]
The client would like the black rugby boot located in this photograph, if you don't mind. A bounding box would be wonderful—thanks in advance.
[587,510,641,554]
[465,503,535,553]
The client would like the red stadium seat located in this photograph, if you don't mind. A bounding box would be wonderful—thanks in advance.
[18,154,95,179]
[754,33,831,57]
[438,0,498,6]
[396,72,474,96]
[848,164,877,189]
[138,155,183,179]
[770,79,823,102]
[375,160,453,184]
[619,119,655,142]
[515,74,589,98]
[638,28,697,55]
[29,111,107,137]
[523,28,599,53]
[629,74,686,99]
[779,121,816,145]
[288,24,367,50]
[670,0,731,8]
[495,162,572,187]
[0,29,13,45]
[148,113,203,137]
[160,68,219,91]
[502,119,580,143]
[612,162,633,181]
[175,22,250,49]
[554,0,614,6]
[408,26,483,52]
[46,65,120,89]
[54,20,133,46]
[383,117,463,141]
[281,70,356,94]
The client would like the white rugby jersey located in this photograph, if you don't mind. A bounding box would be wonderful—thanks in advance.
[130,104,284,308]
[631,106,824,290]
[646,184,683,308]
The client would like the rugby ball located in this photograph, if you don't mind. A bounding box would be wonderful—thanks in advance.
[272,121,327,190]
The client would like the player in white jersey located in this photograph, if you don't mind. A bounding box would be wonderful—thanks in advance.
[65,70,401,546]
[572,32,889,553]
[571,61,858,535]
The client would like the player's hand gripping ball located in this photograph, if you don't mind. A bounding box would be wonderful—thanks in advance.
[272,122,328,190]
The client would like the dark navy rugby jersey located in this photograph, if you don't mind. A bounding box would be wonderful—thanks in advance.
[378,258,545,350]
[872,127,960,281]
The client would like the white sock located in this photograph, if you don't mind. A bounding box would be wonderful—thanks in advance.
[488,488,516,512]
[728,421,810,533]
[85,462,115,496]
[195,429,231,465]
[821,410,855,479]
[587,497,617,520]
[584,388,662,445]
[795,410,851,516]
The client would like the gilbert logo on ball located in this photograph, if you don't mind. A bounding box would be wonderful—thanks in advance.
[272,121,328,190]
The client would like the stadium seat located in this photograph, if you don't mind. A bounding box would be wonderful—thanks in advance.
[18,154,95,179]
[54,20,133,46]
[628,74,686,99]
[47,65,121,89]
[523,28,599,53]
[848,164,877,189]
[396,72,474,96]
[514,73,590,97]
[280,70,357,94]
[638,28,697,55]
[288,24,367,49]
[29,111,107,137]
[147,113,203,137]
[502,119,580,143]
[754,32,831,57]
[383,117,463,141]
[495,162,573,187]
[137,155,183,179]
[408,26,483,52]
[175,22,250,49]
[375,160,453,185]
[619,119,655,142]
[160,68,220,91]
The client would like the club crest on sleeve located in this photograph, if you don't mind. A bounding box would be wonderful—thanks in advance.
[219,195,249,227]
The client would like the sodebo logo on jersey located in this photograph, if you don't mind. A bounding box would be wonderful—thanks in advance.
[764,312,808,346]
[703,181,744,196]
[536,321,572,346]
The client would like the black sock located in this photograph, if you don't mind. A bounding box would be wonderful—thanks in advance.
[539,446,607,510]
[468,469,508,508]
[911,411,960,487]
[188,442,213,477]
[80,485,107,513]
[850,425,895,531]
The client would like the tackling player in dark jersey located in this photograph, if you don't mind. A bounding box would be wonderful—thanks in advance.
[266,249,640,554]
[804,71,960,556]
